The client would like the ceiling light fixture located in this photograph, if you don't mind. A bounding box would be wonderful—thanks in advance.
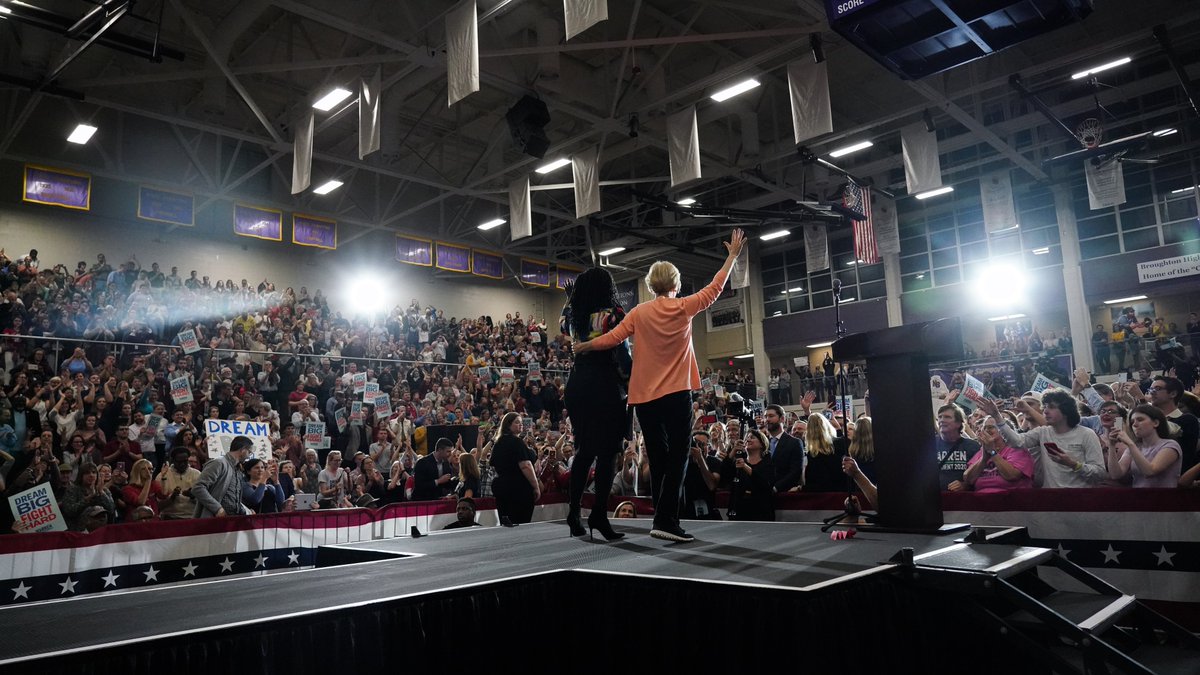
[760,229,790,241]
[787,287,804,293]
[1153,128,1178,137]
[478,218,506,230]
[676,197,696,206]
[1071,56,1131,80]
[66,124,97,144]
[840,297,856,303]
[987,313,1027,321]
[312,179,343,195]
[734,353,755,359]
[0,5,11,14]
[828,140,873,158]
[805,341,834,349]
[710,78,761,102]
[1170,186,1195,194]
[598,247,625,256]
[1103,295,1147,305]
[914,186,954,200]
[312,87,353,111]
[534,158,571,174]
[1031,247,1050,255]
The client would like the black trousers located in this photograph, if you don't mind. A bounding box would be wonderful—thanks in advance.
[634,390,692,527]
[564,358,628,513]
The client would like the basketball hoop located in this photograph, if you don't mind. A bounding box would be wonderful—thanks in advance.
[1075,118,1103,149]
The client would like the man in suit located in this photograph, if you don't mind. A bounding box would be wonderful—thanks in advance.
[411,437,455,501]
[764,404,805,493]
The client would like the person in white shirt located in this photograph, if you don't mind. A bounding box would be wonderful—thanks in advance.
[975,391,1105,488]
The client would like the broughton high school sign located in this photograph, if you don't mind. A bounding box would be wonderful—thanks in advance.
[1136,252,1200,284]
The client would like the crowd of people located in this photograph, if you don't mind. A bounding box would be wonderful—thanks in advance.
[0,240,1197,537]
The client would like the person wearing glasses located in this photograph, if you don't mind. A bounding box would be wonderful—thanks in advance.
[962,416,1034,492]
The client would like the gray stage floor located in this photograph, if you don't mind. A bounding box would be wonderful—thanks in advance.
[0,520,973,665]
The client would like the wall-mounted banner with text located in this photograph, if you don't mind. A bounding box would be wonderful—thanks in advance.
[471,249,504,279]
[520,259,550,287]
[23,165,91,211]
[233,203,283,241]
[436,241,471,273]
[395,235,433,266]
[137,186,194,226]
[1137,252,1200,284]
[556,266,581,291]
[292,214,337,250]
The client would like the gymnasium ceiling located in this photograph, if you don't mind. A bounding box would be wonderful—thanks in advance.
[1,0,1199,281]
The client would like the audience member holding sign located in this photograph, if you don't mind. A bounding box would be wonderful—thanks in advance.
[975,392,1106,488]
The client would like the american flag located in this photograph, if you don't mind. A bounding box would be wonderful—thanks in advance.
[843,183,878,264]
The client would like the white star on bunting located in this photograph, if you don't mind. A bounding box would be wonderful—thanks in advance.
[287,550,300,565]
[101,570,120,588]
[219,557,235,573]
[1100,544,1122,565]
[182,561,198,577]
[1055,543,1071,560]
[253,554,268,569]
[1152,545,1177,567]
[59,577,78,594]
[11,581,31,600]
[143,566,160,582]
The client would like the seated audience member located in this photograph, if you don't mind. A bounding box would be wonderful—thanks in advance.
[442,497,481,529]
[976,392,1106,488]
[963,416,1034,492]
[936,403,979,491]
[802,413,843,492]
[723,429,776,521]
[74,504,111,533]
[1104,405,1182,488]
[120,458,165,521]
[130,505,156,523]
[612,501,637,519]
[682,430,722,520]
[159,447,201,519]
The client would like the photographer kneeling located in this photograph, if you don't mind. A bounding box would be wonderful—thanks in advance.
[723,429,776,521]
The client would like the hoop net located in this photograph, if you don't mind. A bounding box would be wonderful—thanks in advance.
[1076,118,1103,149]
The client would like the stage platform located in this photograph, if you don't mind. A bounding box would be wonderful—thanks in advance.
[0,519,1193,674]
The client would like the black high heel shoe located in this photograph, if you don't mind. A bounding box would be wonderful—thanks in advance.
[587,511,624,542]
[566,506,586,537]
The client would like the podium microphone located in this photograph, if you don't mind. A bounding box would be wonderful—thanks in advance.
[833,278,842,297]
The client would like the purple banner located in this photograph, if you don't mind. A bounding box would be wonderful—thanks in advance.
[436,242,471,273]
[615,279,639,312]
[292,214,337,250]
[233,204,282,241]
[556,266,581,291]
[472,250,503,279]
[395,235,433,266]
[520,259,550,287]
[23,165,91,210]
[137,186,193,226]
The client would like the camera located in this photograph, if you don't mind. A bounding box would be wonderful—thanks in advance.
[725,393,756,432]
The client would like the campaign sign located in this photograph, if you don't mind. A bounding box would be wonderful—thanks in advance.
[500,368,515,384]
[350,401,364,423]
[145,414,164,439]
[528,363,542,381]
[178,329,201,354]
[352,372,367,394]
[170,376,193,404]
[304,421,326,448]
[9,483,67,533]
[204,419,272,461]
[364,381,380,402]
[373,392,392,418]
[701,377,712,391]
[1030,372,1068,395]
[334,407,348,433]
[955,373,990,413]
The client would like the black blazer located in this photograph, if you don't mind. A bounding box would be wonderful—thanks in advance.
[770,432,805,493]
[411,454,450,502]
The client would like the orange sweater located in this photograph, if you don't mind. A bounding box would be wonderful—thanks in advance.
[587,267,730,405]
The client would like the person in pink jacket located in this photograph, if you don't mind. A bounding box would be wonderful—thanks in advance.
[574,228,745,542]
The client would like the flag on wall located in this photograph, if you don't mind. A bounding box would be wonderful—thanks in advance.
[787,59,833,145]
[572,147,600,217]
[509,176,532,240]
[901,122,942,195]
[667,106,701,187]
[564,0,608,40]
[359,68,381,159]
[844,183,878,265]
[447,0,479,106]
[804,224,829,272]
[291,112,314,194]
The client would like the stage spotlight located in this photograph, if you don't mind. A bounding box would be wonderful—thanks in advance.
[345,276,389,315]
[972,263,1026,307]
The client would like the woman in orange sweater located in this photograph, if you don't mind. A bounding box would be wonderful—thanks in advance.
[574,228,745,542]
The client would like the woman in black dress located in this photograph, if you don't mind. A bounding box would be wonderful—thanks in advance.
[724,429,776,521]
[561,267,630,541]
[803,413,846,492]
[490,412,540,524]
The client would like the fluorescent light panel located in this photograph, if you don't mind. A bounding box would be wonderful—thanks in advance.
[760,229,789,241]
[806,341,834,348]
[914,186,954,200]
[67,124,97,144]
[1170,186,1195,194]
[988,313,1027,321]
[710,78,761,102]
[313,87,352,111]
[0,5,11,14]
[312,179,343,195]
[1031,247,1050,255]
[1071,56,1131,80]
[477,218,506,230]
[598,247,625,256]
[676,197,696,206]
[1103,295,1147,305]
[734,353,755,359]
[786,287,804,293]
[828,140,873,158]
[840,297,855,303]
[534,158,571,174]
[1154,128,1178,137]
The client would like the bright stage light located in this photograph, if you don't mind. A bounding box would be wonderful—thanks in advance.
[676,197,696,206]
[346,276,389,315]
[972,262,1026,308]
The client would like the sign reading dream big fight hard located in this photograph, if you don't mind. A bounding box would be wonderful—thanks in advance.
[204,419,272,461]
[170,376,193,404]
[8,483,67,533]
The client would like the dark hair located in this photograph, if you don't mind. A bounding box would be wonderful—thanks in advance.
[434,437,454,452]
[229,435,254,453]
[765,403,785,418]
[242,458,263,477]
[567,267,620,339]
[1153,376,1183,405]
[1130,404,1169,439]
[1042,391,1080,427]
[497,412,520,440]
[457,496,476,511]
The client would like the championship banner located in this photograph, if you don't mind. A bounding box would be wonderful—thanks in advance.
[396,235,433,266]
[471,249,503,279]
[8,483,67,533]
[292,214,337,250]
[900,122,943,196]
[981,170,1017,232]
[571,147,601,217]
[291,111,314,194]
[170,376,193,404]
[446,0,479,106]
[436,241,471,273]
[177,329,201,354]
[1085,159,1126,210]
[359,68,382,159]
[615,279,638,310]
[872,191,900,256]
[233,204,283,242]
[667,106,701,187]
[556,266,581,291]
[204,419,272,460]
[509,176,532,241]
[137,186,194,226]
[520,258,550,287]
[803,224,829,272]
[787,59,833,145]
[564,0,607,40]
[23,165,91,211]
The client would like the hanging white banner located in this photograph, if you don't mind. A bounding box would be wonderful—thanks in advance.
[572,148,601,218]
[872,191,900,255]
[564,0,608,40]
[981,170,1017,232]
[901,122,943,195]
[359,68,381,159]
[730,245,750,290]
[509,175,532,240]
[1085,159,1126,210]
[667,106,701,187]
[291,111,314,194]
[804,224,829,272]
[787,59,834,145]
[446,0,479,106]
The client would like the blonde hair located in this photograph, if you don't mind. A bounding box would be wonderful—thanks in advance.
[645,261,680,296]
[129,458,153,484]
[805,413,836,456]
[848,416,874,463]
